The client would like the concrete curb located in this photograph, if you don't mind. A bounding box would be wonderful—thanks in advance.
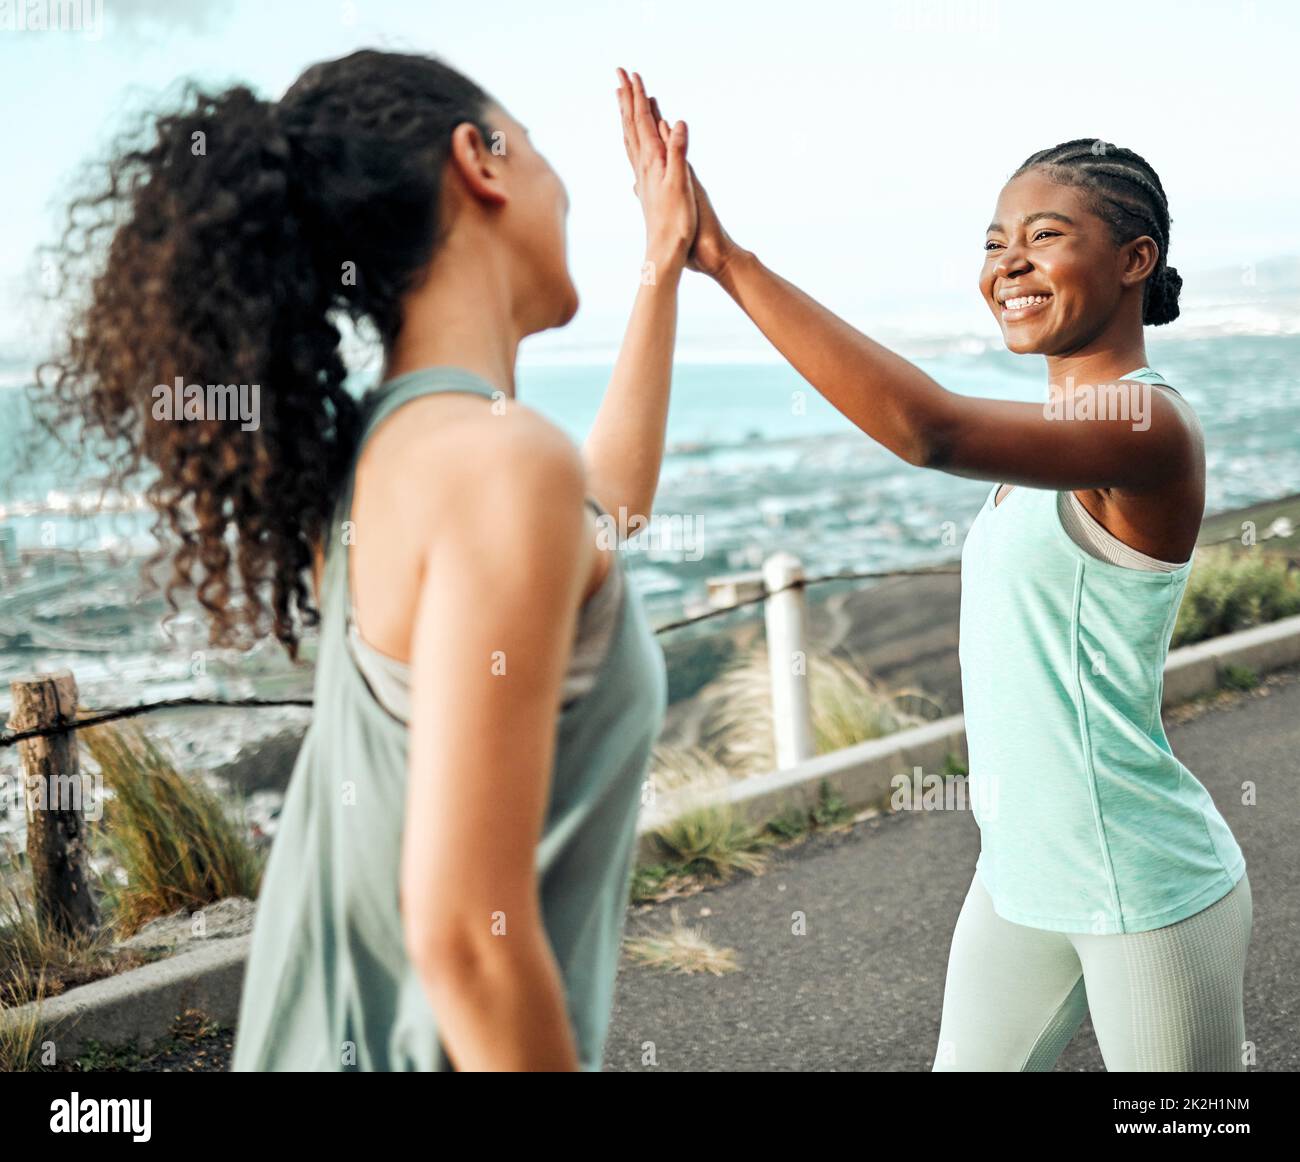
[1,935,249,1062]
[636,612,1300,861]
[1161,613,1300,707]
[6,616,1300,1059]
[637,713,968,849]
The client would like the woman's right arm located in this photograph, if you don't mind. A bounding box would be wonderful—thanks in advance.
[580,69,695,536]
[399,413,595,1071]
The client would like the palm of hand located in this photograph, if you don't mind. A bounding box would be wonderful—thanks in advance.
[616,69,698,268]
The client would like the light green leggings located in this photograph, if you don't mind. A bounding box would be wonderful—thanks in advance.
[932,870,1252,1071]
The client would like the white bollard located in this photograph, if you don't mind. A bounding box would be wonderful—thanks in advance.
[762,551,815,769]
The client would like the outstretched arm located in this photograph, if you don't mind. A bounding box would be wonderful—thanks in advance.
[712,249,1192,490]
[665,126,1193,493]
[582,69,696,534]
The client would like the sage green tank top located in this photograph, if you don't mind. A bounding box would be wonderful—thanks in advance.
[232,366,668,1070]
[959,366,1246,935]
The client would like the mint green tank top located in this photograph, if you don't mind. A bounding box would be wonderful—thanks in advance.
[959,366,1245,935]
[232,367,667,1070]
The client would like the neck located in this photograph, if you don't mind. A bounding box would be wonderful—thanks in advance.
[1043,307,1148,392]
[385,235,523,397]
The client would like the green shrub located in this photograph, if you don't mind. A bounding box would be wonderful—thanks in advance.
[1174,547,1300,647]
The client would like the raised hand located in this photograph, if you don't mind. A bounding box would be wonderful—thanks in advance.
[643,92,738,279]
[615,68,696,276]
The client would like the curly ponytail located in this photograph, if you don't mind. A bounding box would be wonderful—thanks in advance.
[1012,138,1182,327]
[34,51,492,657]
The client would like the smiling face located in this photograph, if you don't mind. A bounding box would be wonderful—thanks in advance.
[980,170,1134,355]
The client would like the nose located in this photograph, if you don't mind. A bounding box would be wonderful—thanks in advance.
[995,239,1032,281]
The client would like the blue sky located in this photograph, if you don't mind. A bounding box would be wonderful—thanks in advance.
[2,0,1297,361]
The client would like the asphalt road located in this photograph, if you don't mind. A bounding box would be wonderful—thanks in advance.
[101,665,1298,1073]
[603,665,1300,1072]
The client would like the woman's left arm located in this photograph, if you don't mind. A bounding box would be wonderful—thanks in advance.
[582,69,696,533]
[710,248,1194,492]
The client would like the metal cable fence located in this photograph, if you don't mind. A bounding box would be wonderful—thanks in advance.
[0,521,1292,748]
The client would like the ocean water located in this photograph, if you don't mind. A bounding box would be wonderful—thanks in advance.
[1,333,1299,775]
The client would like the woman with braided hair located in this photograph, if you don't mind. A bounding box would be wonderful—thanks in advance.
[647,105,1249,1071]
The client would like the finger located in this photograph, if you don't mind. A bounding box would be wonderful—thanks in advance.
[649,93,671,149]
[615,70,636,164]
[626,68,649,156]
[665,120,688,185]
[630,71,662,162]
[616,66,642,152]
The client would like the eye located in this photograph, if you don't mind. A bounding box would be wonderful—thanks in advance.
[1032,229,1060,241]
[984,240,1003,251]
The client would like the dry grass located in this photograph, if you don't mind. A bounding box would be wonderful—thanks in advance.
[640,745,774,884]
[82,724,263,936]
[700,647,930,776]
[624,907,740,976]
[0,887,148,1025]
[0,971,54,1071]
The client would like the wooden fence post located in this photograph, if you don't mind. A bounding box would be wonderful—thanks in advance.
[8,671,100,937]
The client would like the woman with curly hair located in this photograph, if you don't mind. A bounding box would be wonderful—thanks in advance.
[646,89,1250,1071]
[38,54,692,1071]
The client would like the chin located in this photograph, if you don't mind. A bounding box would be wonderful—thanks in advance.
[1002,332,1045,355]
[554,282,580,328]
[999,323,1064,355]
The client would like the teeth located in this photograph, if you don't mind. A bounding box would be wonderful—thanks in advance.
[1003,294,1050,310]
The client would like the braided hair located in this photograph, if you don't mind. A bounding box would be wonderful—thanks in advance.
[1012,139,1182,327]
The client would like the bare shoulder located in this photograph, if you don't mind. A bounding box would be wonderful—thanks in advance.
[362,393,584,503]
[357,393,589,575]
[1112,375,1203,461]
[1111,376,1204,518]
[1150,377,1204,464]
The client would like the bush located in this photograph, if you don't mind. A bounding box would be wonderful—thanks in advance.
[1173,547,1300,647]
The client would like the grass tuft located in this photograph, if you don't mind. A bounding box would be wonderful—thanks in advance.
[624,907,740,976]
[0,967,56,1072]
[701,647,929,776]
[1221,663,1259,692]
[0,889,147,1014]
[82,724,263,937]
[639,746,774,893]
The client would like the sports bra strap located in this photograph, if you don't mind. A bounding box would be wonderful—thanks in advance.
[322,367,500,601]
[359,365,501,443]
[1122,365,1180,397]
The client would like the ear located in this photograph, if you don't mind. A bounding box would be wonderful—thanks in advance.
[1120,234,1161,289]
[447,121,508,208]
